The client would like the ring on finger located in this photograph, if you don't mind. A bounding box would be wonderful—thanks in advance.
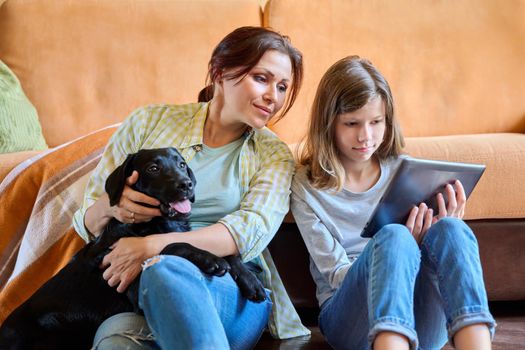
[130,211,135,224]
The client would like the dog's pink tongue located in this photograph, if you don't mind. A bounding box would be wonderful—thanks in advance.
[170,199,191,214]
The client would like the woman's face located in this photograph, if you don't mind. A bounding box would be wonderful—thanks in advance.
[219,50,292,130]
[334,96,386,167]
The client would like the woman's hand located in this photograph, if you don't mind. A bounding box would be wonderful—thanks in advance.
[432,180,466,223]
[100,236,159,293]
[111,170,162,224]
[84,171,162,236]
[405,203,433,244]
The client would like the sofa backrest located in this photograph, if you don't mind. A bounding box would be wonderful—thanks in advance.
[265,0,525,144]
[0,0,262,147]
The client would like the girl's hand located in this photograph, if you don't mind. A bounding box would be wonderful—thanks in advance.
[405,203,433,244]
[110,171,162,224]
[100,236,158,293]
[433,179,466,223]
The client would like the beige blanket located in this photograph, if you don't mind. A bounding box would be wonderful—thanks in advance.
[0,126,118,323]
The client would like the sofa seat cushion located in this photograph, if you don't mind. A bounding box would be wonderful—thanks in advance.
[404,133,525,220]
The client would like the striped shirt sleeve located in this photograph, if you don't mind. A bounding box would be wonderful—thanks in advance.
[219,132,295,262]
[72,107,150,240]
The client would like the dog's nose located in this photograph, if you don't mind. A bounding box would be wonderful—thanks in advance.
[178,180,193,191]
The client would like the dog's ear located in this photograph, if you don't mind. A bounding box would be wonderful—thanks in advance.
[187,166,197,203]
[105,154,137,206]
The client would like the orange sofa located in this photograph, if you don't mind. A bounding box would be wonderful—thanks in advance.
[1,0,524,345]
[263,0,525,303]
[0,0,264,181]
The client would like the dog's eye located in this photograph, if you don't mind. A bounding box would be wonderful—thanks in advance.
[179,162,186,169]
[147,165,160,173]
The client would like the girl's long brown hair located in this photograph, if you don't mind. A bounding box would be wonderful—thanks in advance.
[299,56,404,191]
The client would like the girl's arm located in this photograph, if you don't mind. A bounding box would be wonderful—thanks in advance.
[290,181,353,291]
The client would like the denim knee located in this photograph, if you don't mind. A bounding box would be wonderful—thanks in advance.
[141,255,203,286]
[142,254,202,274]
[374,224,420,255]
[423,217,478,253]
[139,256,205,308]
[372,224,421,277]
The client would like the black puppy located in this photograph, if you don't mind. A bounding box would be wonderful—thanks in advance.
[0,147,265,350]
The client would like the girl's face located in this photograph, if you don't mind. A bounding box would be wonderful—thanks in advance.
[219,50,292,130]
[334,96,386,167]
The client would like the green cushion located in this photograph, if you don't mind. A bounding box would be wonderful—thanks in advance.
[0,60,48,153]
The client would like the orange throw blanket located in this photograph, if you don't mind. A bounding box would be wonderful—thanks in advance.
[0,126,117,323]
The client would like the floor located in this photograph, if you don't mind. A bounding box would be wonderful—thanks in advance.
[443,301,525,350]
[255,301,525,349]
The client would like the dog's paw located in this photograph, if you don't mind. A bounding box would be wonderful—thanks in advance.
[160,242,230,276]
[193,254,230,277]
[234,269,267,303]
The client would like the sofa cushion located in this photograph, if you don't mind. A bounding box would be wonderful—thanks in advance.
[404,133,525,220]
[264,0,525,144]
[0,60,47,153]
[0,0,262,148]
[288,133,525,221]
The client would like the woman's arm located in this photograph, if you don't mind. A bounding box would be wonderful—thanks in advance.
[83,193,113,236]
[101,223,238,293]
[73,107,158,240]
[146,223,239,257]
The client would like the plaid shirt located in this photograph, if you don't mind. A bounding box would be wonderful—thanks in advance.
[73,102,310,339]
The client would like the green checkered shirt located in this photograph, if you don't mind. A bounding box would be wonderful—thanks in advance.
[73,102,310,339]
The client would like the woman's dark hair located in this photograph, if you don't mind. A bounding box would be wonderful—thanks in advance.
[198,26,303,121]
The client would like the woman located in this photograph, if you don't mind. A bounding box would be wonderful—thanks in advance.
[291,56,495,349]
[73,26,309,349]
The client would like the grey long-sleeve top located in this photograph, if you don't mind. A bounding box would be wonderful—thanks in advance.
[290,157,403,306]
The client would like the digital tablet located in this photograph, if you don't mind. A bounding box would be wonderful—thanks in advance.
[360,157,486,238]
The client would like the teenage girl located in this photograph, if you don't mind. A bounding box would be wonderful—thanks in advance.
[291,56,495,350]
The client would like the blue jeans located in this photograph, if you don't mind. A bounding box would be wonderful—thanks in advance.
[93,255,272,350]
[319,218,496,350]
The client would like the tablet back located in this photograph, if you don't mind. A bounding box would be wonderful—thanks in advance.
[360,158,486,238]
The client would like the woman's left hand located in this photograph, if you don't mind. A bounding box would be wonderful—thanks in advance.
[433,179,466,223]
[100,236,157,293]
